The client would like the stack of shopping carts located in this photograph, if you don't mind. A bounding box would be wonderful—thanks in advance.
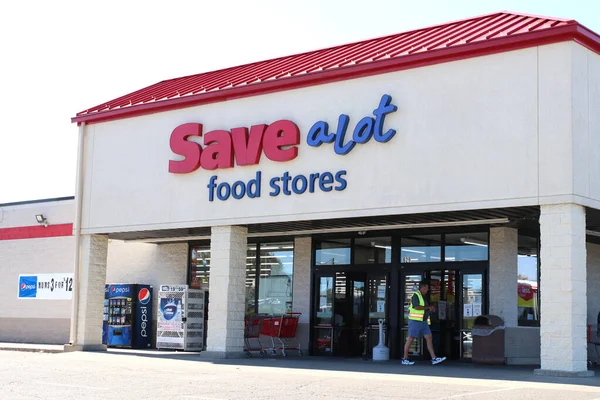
[244,312,303,358]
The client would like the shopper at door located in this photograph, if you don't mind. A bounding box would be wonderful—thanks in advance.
[402,280,446,365]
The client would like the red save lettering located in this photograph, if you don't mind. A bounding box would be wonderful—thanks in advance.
[168,120,300,173]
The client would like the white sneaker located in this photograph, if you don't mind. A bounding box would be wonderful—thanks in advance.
[401,358,415,365]
[431,357,446,365]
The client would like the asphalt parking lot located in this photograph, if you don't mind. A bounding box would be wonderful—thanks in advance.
[2,349,600,400]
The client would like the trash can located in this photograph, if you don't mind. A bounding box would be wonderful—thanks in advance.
[472,315,505,364]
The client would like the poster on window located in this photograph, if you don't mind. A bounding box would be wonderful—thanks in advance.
[438,301,447,320]
[377,286,386,299]
[473,303,482,317]
[518,281,537,307]
[464,304,473,318]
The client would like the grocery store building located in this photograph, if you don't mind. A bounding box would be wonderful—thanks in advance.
[3,11,600,377]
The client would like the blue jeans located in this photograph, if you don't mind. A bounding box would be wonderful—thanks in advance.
[408,320,431,338]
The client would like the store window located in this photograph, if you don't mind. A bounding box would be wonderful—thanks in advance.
[518,233,539,327]
[401,235,441,263]
[315,239,351,265]
[257,242,294,315]
[190,246,210,289]
[445,232,489,262]
[246,244,258,314]
[190,242,294,316]
[354,237,392,264]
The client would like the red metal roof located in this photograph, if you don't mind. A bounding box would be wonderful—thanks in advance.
[73,11,600,124]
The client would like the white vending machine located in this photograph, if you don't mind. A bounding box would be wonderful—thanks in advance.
[156,285,206,351]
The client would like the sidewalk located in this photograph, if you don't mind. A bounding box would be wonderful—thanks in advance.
[0,342,64,353]
[2,343,599,385]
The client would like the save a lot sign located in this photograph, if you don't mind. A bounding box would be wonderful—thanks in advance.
[168,94,398,202]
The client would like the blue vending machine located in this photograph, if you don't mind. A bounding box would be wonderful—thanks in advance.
[102,284,153,349]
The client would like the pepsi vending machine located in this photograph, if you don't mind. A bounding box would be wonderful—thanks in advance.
[102,284,153,349]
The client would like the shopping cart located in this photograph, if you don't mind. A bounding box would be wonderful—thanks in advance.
[244,313,269,358]
[260,312,303,357]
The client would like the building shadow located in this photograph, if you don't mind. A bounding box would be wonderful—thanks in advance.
[71,349,600,388]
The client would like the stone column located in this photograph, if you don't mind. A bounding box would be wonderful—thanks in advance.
[489,227,518,327]
[534,204,592,377]
[292,237,312,352]
[205,226,247,358]
[65,234,108,351]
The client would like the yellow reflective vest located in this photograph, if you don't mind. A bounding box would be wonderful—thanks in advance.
[408,290,431,325]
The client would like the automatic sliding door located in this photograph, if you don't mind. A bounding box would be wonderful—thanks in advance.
[312,272,368,357]
[402,273,425,357]
[334,273,365,357]
[429,270,458,360]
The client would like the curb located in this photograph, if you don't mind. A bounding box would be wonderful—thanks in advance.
[0,346,63,354]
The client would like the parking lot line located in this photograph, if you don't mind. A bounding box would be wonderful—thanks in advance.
[32,381,109,390]
[438,387,519,399]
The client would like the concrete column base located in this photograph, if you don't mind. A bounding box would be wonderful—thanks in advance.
[533,368,594,377]
[63,344,107,352]
[200,350,247,359]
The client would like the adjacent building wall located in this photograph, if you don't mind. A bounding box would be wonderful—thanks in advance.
[0,236,74,344]
[0,199,75,344]
[0,198,190,345]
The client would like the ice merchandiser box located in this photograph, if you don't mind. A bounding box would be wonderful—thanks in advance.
[102,284,153,349]
[156,285,206,351]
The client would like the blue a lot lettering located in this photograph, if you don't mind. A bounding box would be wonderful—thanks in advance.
[307,94,398,155]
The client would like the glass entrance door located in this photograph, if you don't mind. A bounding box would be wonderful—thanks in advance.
[429,270,459,360]
[402,273,424,357]
[333,272,365,357]
[312,271,387,357]
[400,266,485,360]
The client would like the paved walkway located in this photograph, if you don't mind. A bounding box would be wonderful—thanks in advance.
[1,349,600,400]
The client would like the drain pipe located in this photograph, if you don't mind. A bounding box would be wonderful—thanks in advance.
[68,122,86,347]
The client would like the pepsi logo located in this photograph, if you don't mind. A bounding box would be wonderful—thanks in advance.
[110,286,130,294]
[20,283,36,291]
[138,288,151,305]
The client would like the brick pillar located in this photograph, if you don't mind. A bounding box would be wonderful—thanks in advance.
[65,234,108,351]
[489,227,518,327]
[292,237,311,352]
[205,226,247,358]
[534,204,592,377]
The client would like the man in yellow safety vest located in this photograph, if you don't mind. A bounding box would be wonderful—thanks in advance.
[402,280,446,365]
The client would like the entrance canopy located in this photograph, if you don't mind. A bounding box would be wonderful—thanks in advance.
[110,206,539,242]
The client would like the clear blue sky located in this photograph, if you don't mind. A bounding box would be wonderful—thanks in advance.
[0,0,598,203]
